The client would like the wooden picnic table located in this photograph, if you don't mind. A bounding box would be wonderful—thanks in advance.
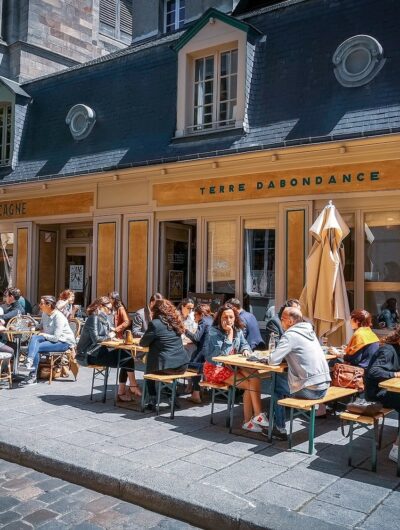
[101,338,149,406]
[212,352,336,440]
[379,378,400,393]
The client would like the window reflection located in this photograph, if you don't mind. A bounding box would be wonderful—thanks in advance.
[243,219,275,324]
[364,211,400,329]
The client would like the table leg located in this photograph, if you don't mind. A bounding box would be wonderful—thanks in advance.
[114,349,121,407]
[268,372,276,442]
[229,366,237,433]
[308,406,316,455]
[12,337,21,376]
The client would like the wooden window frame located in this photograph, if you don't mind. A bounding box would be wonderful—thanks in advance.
[164,0,185,33]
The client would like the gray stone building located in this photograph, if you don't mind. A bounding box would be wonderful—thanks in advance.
[0,0,133,82]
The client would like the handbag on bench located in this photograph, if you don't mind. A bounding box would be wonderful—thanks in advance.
[332,363,365,391]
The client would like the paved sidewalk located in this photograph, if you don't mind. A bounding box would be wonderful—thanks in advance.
[0,458,200,529]
[0,369,399,529]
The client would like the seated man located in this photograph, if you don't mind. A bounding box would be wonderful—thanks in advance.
[1,287,26,325]
[227,298,265,350]
[268,306,331,400]
[132,292,163,337]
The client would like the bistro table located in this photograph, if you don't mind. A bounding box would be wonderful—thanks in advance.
[3,329,38,379]
[379,378,400,476]
[212,352,337,441]
[212,353,285,440]
[101,338,149,406]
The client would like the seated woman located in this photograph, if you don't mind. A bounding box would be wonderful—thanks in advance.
[204,303,268,433]
[56,290,79,320]
[22,295,76,386]
[340,309,380,368]
[77,296,137,402]
[185,303,213,404]
[365,327,400,463]
[378,298,399,329]
[109,291,140,398]
[139,299,189,408]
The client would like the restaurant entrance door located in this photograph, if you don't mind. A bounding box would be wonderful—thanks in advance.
[159,220,196,303]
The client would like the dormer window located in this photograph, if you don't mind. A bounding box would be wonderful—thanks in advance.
[165,0,185,33]
[174,9,261,138]
[0,103,12,166]
[191,48,238,133]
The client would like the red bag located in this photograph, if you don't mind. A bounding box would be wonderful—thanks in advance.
[332,363,364,391]
[203,361,234,384]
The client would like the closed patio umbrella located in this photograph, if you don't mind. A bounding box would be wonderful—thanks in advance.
[300,201,351,344]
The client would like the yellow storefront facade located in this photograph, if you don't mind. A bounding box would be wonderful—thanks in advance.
[1,134,400,331]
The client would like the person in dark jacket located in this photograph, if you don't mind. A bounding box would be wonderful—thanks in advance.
[77,296,137,402]
[265,299,301,344]
[185,303,213,404]
[227,298,265,350]
[131,292,163,337]
[366,327,400,463]
[341,309,380,368]
[0,287,26,324]
[139,298,189,406]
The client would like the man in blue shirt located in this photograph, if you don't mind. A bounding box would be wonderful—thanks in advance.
[226,298,265,350]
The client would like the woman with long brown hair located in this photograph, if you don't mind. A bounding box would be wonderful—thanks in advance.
[204,303,267,433]
[140,299,189,407]
[77,296,137,401]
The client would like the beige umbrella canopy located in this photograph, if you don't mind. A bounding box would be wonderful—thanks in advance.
[300,201,351,343]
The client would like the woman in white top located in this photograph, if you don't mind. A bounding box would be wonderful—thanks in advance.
[21,295,76,386]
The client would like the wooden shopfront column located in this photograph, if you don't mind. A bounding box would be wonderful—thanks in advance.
[122,217,150,312]
[14,222,34,299]
[93,216,121,297]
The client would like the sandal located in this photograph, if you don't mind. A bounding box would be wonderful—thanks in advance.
[117,393,131,402]
[129,384,142,398]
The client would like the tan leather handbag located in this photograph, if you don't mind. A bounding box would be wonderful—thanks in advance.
[332,363,364,391]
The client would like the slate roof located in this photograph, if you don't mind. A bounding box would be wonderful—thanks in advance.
[2,0,400,185]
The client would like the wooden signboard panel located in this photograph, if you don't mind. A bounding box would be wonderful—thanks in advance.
[153,162,394,206]
[0,192,93,220]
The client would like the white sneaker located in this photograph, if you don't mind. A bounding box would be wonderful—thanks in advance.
[389,444,399,463]
[25,358,33,370]
[242,420,263,433]
[252,412,269,428]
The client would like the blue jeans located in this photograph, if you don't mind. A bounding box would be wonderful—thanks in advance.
[291,387,328,399]
[274,373,290,429]
[27,335,70,375]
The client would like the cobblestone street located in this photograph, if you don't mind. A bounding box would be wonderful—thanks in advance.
[0,459,200,529]
[1,368,400,529]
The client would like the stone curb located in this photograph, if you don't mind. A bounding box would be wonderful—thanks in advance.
[0,429,345,530]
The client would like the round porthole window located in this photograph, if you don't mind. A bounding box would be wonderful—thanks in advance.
[66,104,96,140]
[333,35,385,87]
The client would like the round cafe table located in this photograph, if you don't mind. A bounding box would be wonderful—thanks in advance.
[2,329,38,378]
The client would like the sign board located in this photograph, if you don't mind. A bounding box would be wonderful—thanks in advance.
[0,192,93,220]
[188,292,225,313]
[69,265,84,292]
[153,161,399,206]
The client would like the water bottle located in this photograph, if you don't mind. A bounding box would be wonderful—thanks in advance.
[268,331,277,353]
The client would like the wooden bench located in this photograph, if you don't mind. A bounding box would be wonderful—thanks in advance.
[199,381,232,426]
[141,371,199,419]
[89,365,109,403]
[339,408,394,471]
[278,386,358,454]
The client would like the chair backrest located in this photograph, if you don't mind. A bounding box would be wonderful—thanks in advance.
[69,317,81,339]
[6,315,37,343]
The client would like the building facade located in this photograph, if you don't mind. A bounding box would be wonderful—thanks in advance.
[0,0,133,82]
[0,0,398,338]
